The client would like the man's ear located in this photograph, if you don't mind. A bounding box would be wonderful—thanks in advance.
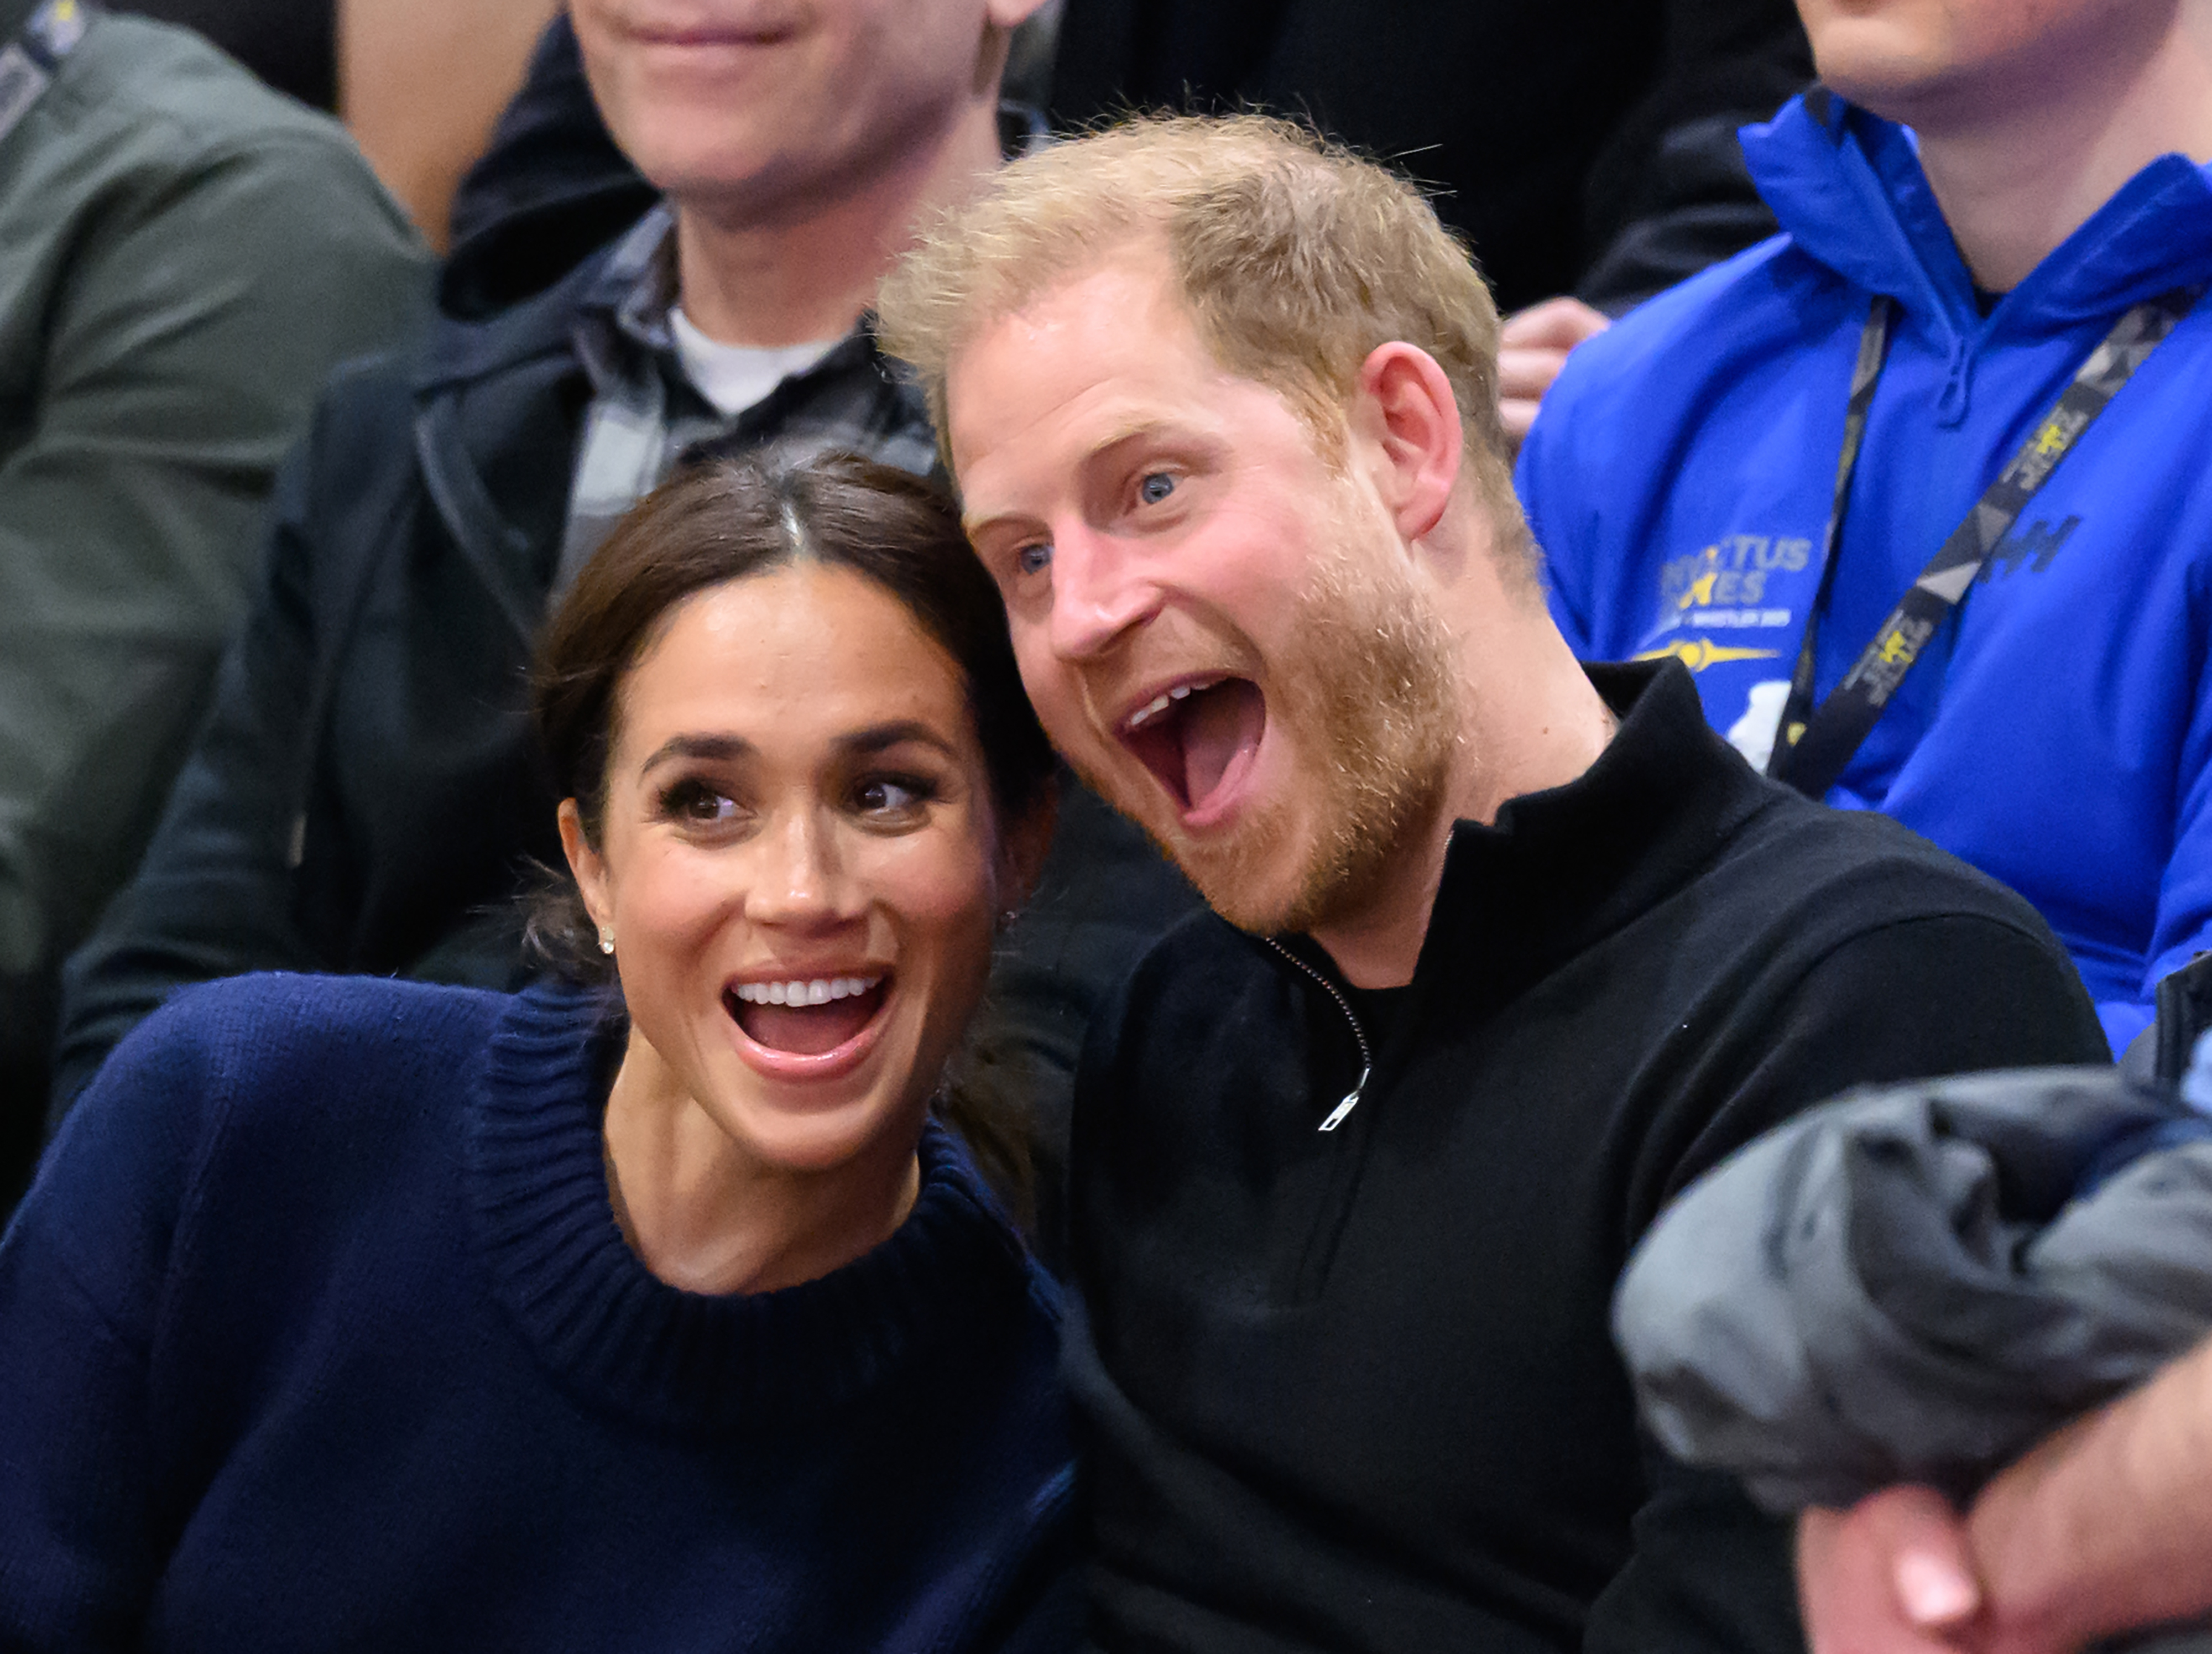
[986,0,1051,29]
[995,774,1061,915]
[558,799,612,933]
[1350,342,1464,542]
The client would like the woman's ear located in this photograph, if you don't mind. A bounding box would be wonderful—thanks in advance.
[558,799,612,932]
[995,775,1061,916]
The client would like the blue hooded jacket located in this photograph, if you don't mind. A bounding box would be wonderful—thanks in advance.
[1519,92,2212,1053]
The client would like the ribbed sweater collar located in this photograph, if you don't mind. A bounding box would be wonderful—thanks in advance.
[465,984,1034,1434]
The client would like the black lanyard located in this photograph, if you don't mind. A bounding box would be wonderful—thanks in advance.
[0,0,91,149]
[1767,285,2202,799]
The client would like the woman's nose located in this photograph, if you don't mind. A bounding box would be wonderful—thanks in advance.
[744,807,859,928]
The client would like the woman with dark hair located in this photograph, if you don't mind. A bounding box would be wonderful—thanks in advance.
[0,453,1076,1651]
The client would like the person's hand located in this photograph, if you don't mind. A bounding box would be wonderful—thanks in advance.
[1497,296,1611,448]
[1798,1488,1985,1654]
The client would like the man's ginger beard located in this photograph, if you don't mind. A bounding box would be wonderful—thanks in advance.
[1074,520,1465,938]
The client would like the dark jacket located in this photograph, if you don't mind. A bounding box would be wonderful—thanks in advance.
[1066,661,2106,1654]
[1046,0,1813,313]
[0,0,427,1190]
[1616,1067,2212,1514]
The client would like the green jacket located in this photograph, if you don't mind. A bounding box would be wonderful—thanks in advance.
[0,1,427,1125]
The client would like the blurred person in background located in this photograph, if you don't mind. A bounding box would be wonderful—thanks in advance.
[338,0,564,251]
[53,0,1199,1253]
[0,0,426,1201]
[118,0,570,253]
[118,0,337,108]
[1517,0,2212,1056]
[1044,0,1814,441]
[0,453,1078,1650]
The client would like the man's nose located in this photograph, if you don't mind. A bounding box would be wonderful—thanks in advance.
[1047,528,1161,662]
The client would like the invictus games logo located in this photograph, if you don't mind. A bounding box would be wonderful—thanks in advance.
[1640,533,1811,653]
[1634,638,1781,674]
[1660,535,1814,614]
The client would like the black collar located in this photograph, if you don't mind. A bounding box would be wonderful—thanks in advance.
[1272,660,1776,1032]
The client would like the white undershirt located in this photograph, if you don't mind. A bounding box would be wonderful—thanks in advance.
[669,307,845,419]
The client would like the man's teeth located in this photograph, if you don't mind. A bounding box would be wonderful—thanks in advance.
[732,975,881,1006]
[1126,681,1208,733]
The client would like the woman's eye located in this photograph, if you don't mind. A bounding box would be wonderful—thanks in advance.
[1015,541,1052,577]
[1138,471,1176,506]
[660,780,742,825]
[854,775,936,821]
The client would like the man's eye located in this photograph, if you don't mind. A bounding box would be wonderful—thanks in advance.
[1138,471,1176,506]
[1015,541,1052,576]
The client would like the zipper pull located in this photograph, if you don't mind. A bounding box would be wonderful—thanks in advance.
[1318,1066,1369,1133]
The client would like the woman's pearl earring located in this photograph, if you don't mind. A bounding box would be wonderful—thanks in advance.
[598,925,615,956]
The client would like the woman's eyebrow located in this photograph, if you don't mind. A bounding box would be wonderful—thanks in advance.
[841,721,959,760]
[639,732,755,774]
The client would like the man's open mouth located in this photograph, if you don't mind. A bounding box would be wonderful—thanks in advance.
[725,974,888,1057]
[1119,675,1266,820]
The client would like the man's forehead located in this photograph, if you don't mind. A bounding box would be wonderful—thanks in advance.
[945,250,1227,482]
[961,246,1185,377]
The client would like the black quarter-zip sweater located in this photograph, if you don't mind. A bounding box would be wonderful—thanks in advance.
[1067,661,2108,1654]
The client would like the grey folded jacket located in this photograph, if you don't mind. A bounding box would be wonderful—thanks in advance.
[1613,1066,2212,1515]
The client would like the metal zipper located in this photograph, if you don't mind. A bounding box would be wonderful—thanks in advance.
[1263,937,1371,1132]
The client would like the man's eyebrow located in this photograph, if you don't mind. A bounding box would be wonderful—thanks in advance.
[962,419,1183,537]
[639,732,754,774]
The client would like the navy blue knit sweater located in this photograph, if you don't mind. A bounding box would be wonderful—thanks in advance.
[0,974,1078,1651]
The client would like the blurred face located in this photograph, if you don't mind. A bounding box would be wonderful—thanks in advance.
[569,0,1031,218]
[571,563,1009,1174]
[950,252,1461,936]
[1796,0,2150,121]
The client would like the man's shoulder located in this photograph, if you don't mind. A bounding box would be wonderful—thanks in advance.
[1519,235,1858,576]
[1713,780,2065,953]
[1657,784,2104,1118]
[1542,234,1835,422]
[58,14,399,196]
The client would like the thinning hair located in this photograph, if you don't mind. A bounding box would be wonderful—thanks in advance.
[877,111,1535,576]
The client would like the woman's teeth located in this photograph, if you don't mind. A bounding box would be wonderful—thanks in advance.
[732,975,881,1007]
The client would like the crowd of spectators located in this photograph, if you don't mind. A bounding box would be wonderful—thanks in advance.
[3,0,2211,1648]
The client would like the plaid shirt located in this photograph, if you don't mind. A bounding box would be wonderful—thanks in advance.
[557,204,938,588]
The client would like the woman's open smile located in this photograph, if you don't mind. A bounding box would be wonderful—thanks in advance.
[724,965,893,1074]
